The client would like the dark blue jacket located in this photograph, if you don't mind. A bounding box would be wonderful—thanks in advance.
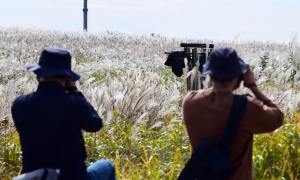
[11,81,102,180]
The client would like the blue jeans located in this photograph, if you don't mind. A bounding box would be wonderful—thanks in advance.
[87,160,116,180]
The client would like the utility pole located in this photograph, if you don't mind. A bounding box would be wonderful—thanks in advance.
[83,0,88,31]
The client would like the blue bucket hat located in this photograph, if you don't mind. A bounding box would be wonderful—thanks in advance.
[203,47,247,80]
[27,47,80,81]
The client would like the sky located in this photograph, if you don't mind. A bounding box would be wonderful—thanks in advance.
[0,0,299,44]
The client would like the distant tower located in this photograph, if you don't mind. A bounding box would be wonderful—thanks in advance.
[83,0,88,31]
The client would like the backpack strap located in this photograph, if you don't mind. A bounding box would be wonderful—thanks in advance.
[219,95,247,157]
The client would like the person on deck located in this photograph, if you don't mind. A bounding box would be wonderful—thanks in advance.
[182,47,284,179]
[11,47,116,180]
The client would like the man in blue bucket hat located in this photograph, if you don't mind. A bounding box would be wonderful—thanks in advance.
[12,47,116,180]
[203,47,247,80]
[27,47,81,82]
[181,47,283,179]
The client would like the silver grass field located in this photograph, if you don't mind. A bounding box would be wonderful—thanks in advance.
[0,27,300,179]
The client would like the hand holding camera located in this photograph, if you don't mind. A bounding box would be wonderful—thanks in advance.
[65,79,77,88]
[65,79,78,94]
[243,64,256,88]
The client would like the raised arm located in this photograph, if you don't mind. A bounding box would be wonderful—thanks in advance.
[66,80,103,132]
[74,92,103,132]
[241,64,284,133]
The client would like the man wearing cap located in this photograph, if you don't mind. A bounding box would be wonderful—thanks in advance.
[11,47,116,180]
[182,47,284,179]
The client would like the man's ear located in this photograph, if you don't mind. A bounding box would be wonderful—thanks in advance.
[66,76,71,81]
[236,78,242,89]
[232,76,241,90]
[62,75,71,84]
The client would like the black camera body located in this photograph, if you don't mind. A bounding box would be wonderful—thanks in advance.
[164,51,191,77]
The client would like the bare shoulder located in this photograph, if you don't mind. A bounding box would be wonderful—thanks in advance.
[182,89,209,107]
[244,94,283,121]
[183,90,203,100]
[245,95,275,107]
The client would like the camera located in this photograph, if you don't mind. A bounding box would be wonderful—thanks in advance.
[164,43,214,90]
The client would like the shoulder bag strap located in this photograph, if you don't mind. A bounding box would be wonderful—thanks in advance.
[219,95,247,157]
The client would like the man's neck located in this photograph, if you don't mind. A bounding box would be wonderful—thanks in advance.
[212,83,236,93]
[38,77,66,87]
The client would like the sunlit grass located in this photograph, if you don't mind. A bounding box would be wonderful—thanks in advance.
[84,112,189,180]
[1,111,300,179]
[253,111,300,179]
[1,27,300,179]
[0,112,190,180]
